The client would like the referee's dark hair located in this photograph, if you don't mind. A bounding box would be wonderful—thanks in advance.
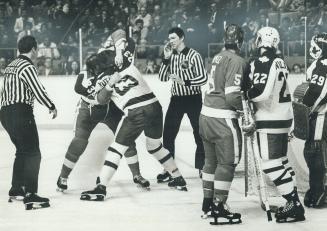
[169,27,185,39]
[18,35,37,54]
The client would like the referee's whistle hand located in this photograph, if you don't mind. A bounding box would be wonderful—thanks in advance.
[49,108,58,119]
[169,74,185,85]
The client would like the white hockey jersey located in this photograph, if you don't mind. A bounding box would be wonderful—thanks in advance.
[110,65,158,113]
[246,55,293,133]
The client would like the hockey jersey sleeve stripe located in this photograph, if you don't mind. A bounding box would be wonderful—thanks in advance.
[225,86,241,94]
[123,93,156,109]
[256,119,293,129]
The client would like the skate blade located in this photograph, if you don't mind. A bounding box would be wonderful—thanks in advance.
[261,202,278,213]
[201,212,213,219]
[157,179,171,184]
[210,217,242,225]
[80,194,105,201]
[136,184,151,191]
[25,202,50,210]
[276,215,305,223]
[56,187,67,193]
[8,196,24,202]
[173,186,187,191]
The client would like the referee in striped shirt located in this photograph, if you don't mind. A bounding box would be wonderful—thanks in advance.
[0,35,57,209]
[157,27,208,182]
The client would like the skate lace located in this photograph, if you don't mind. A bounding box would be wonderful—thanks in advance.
[60,177,68,185]
[281,201,293,213]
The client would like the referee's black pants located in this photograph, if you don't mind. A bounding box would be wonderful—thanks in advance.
[0,103,41,194]
[163,94,205,170]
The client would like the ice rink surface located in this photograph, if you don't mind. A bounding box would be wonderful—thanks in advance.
[1,127,327,231]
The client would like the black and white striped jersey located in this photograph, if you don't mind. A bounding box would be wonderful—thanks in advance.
[0,55,55,110]
[159,47,208,96]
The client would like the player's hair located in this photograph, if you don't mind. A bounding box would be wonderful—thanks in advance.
[18,35,37,54]
[168,27,185,39]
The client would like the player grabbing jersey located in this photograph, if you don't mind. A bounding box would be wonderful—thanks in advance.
[80,47,187,201]
[243,27,305,223]
[56,30,150,192]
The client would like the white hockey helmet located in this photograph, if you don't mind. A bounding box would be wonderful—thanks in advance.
[255,27,280,49]
[309,33,327,60]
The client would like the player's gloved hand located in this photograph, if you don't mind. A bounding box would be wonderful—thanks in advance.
[49,108,58,119]
[115,50,123,69]
[241,121,256,137]
[107,72,121,87]
[163,42,173,59]
[169,73,185,85]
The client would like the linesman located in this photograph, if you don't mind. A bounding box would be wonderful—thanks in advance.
[0,35,57,210]
[158,27,208,182]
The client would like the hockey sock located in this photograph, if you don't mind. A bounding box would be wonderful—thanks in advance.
[262,158,295,196]
[213,164,235,203]
[281,157,297,187]
[60,137,88,178]
[202,172,214,199]
[99,143,127,185]
[124,149,140,177]
[148,143,181,178]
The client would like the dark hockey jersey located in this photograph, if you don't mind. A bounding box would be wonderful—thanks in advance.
[74,38,135,104]
[303,58,327,112]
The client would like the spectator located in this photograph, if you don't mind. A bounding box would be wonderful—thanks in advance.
[67,60,79,75]
[143,57,159,74]
[17,21,36,42]
[292,63,302,74]
[31,0,49,18]
[136,6,152,28]
[133,18,144,44]
[13,8,34,34]
[37,36,60,60]
[147,16,166,45]
[38,57,58,76]
[0,57,6,76]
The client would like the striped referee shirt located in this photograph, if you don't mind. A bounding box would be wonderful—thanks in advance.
[0,55,55,110]
[159,47,208,96]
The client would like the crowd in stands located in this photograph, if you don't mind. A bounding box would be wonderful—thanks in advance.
[0,0,326,76]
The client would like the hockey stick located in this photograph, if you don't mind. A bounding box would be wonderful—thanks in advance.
[241,92,272,222]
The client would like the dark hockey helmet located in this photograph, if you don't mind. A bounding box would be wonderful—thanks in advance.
[310,33,327,60]
[224,24,244,49]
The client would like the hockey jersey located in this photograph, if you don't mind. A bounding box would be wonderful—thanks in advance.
[245,53,293,133]
[202,49,246,118]
[74,38,136,104]
[303,58,327,112]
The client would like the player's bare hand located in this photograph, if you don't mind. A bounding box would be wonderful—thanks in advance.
[163,42,173,59]
[108,72,121,87]
[169,73,185,85]
[115,51,123,69]
[241,122,256,137]
[49,108,58,119]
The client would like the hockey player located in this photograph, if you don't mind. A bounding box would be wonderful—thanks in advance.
[80,49,187,201]
[301,33,327,208]
[56,30,150,191]
[199,24,245,224]
[243,27,305,222]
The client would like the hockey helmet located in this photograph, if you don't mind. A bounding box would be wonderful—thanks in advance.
[309,33,327,60]
[255,27,280,49]
[224,24,244,49]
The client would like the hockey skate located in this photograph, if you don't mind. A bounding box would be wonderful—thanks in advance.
[168,176,187,191]
[23,193,50,210]
[210,202,241,225]
[201,198,213,219]
[56,176,68,192]
[8,187,25,202]
[80,184,107,201]
[157,170,172,183]
[275,199,305,223]
[133,175,150,190]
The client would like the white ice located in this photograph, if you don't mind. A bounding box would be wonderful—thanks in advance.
[1,126,327,231]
